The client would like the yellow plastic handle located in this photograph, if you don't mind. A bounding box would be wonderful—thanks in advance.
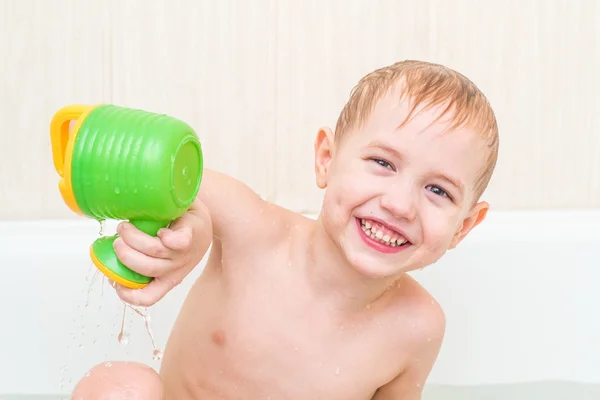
[50,104,90,177]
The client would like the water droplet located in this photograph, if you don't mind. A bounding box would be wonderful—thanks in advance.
[118,331,130,345]
[288,261,293,267]
[98,220,106,235]
[104,174,109,182]
[335,366,340,375]
[152,349,163,360]
[182,166,188,176]
[133,188,138,194]
[187,179,192,185]
[104,362,112,367]
[114,187,120,194]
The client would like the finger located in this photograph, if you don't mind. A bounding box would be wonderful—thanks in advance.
[117,222,172,259]
[114,278,175,307]
[113,237,172,278]
[157,225,192,251]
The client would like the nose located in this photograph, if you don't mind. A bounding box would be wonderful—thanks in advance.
[379,184,417,222]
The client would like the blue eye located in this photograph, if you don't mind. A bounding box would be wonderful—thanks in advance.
[371,158,394,170]
[427,185,450,198]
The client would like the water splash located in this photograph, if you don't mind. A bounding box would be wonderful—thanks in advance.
[86,269,100,307]
[98,219,106,236]
[118,303,130,345]
[122,302,163,360]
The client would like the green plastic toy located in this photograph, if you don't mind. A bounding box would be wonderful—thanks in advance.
[50,104,203,289]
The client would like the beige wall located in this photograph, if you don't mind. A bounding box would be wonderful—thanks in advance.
[1,0,598,220]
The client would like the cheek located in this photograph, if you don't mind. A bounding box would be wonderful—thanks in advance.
[321,181,367,235]
[421,210,460,249]
[326,171,371,209]
[321,186,349,231]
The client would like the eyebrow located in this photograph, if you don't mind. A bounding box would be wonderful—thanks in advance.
[437,174,465,195]
[366,140,465,194]
[367,140,404,160]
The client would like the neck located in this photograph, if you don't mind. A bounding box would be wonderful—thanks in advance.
[304,215,400,313]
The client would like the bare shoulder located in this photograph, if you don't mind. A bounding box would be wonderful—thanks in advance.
[198,169,297,251]
[373,275,446,399]
[397,274,446,340]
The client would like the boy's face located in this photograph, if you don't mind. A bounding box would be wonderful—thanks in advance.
[314,87,490,279]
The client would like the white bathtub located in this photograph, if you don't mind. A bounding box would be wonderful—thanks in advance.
[1,210,599,399]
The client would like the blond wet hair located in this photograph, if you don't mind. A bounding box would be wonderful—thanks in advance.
[334,60,499,201]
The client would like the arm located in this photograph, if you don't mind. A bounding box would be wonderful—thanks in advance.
[196,168,285,248]
[372,304,446,400]
[112,168,281,306]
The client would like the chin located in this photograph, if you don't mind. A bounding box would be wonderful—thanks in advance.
[346,253,403,280]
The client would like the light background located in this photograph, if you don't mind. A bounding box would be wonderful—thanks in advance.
[1,0,598,221]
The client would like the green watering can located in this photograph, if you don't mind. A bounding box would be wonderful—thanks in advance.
[50,104,203,289]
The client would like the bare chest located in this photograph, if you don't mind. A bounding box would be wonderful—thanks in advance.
[162,262,400,399]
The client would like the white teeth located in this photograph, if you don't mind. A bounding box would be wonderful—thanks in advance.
[359,218,409,248]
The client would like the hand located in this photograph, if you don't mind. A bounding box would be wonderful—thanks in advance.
[111,200,212,307]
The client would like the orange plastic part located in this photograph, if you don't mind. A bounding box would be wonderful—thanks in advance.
[49,104,100,215]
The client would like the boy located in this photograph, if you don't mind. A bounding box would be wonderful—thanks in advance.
[71,59,499,399]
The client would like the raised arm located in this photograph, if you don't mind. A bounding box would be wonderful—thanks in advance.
[196,168,285,249]
[112,168,284,306]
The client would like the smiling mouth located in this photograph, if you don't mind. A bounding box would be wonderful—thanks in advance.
[357,218,411,251]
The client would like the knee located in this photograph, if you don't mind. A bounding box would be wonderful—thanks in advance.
[71,361,164,400]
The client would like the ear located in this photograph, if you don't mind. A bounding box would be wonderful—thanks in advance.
[449,201,489,249]
[314,127,335,189]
